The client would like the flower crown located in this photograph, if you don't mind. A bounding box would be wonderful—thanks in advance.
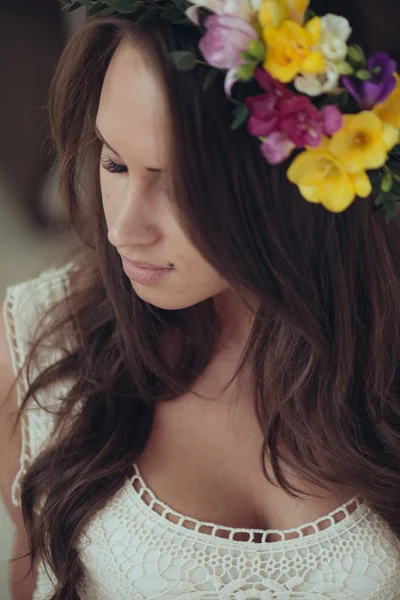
[64,0,400,222]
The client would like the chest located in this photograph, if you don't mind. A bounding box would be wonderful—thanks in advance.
[135,351,352,539]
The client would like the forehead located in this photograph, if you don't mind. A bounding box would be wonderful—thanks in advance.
[96,37,170,166]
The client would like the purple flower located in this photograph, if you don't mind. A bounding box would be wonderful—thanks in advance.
[342,52,397,109]
[199,14,257,70]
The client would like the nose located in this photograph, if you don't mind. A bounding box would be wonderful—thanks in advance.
[107,190,159,249]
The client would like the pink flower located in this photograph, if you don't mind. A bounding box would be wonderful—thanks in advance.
[199,14,257,93]
[246,68,344,163]
[280,96,325,147]
[246,69,292,136]
[261,132,296,165]
[321,104,344,135]
[199,14,257,69]
[281,98,343,147]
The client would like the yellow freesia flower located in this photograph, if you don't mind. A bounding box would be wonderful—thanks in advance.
[329,111,399,173]
[373,73,400,130]
[262,17,324,83]
[259,0,309,29]
[287,141,372,212]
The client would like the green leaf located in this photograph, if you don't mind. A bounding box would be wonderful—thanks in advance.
[383,196,398,224]
[169,51,197,71]
[239,51,257,63]
[101,6,117,15]
[137,7,158,25]
[66,2,83,12]
[347,45,366,66]
[381,171,393,193]
[86,3,108,16]
[236,63,255,81]
[112,0,138,14]
[356,69,372,81]
[305,9,316,22]
[374,191,386,206]
[231,104,249,131]
[203,68,219,91]
[337,61,354,76]
[248,39,266,62]
[161,5,184,22]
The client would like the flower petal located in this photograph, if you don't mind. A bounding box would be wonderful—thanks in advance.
[321,14,352,42]
[298,184,319,203]
[261,131,295,164]
[224,68,239,95]
[319,177,355,212]
[321,105,344,136]
[259,0,286,28]
[305,16,322,45]
[285,0,310,24]
[348,111,382,135]
[381,121,400,151]
[375,75,397,106]
[185,5,200,24]
[302,51,325,74]
[351,171,372,198]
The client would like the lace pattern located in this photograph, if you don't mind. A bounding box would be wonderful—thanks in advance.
[3,265,400,600]
[3,263,76,508]
[129,463,362,544]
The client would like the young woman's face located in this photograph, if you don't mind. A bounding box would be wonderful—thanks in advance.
[96,37,230,310]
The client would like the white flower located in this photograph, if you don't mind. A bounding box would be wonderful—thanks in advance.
[294,61,340,96]
[320,13,352,61]
[294,13,352,96]
[186,0,261,24]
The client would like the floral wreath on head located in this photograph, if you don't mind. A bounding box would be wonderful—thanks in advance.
[64,0,400,222]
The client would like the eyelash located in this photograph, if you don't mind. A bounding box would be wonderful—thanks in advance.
[101,154,127,174]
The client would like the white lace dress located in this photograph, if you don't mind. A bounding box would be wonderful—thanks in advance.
[4,265,400,600]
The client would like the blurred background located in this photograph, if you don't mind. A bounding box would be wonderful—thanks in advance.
[0,5,84,599]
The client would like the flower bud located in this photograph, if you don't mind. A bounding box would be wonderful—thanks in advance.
[248,39,266,62]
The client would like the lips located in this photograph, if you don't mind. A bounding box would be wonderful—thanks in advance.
[120,256,174,285]
[121,256,171,269]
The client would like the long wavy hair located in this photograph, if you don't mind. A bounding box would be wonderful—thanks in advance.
[7,0,400,598]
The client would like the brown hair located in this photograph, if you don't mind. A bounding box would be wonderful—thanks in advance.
[7,2,400,598]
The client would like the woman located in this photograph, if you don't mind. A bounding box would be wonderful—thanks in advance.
[1,0,400,598]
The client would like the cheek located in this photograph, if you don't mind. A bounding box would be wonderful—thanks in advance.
[100,171,122,225]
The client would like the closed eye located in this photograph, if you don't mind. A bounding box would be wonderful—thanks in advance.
[101,154,128,174]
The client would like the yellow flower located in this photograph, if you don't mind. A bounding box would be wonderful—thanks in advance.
[287,140,372,212]
[259,0,309,29]
[373,73,400,130]
[262,17,324,83]
[329,111,399,173]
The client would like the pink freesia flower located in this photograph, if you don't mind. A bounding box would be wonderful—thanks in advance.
[261,132,296,164]
[246,69,292,136]
[320,104,344,135]
[199,14,257,94]
[246,68,344,163]
[280,96,325,147]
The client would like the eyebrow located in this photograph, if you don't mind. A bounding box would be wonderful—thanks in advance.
[95,125,162,173]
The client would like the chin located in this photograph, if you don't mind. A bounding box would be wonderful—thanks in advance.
[132,284,203,311]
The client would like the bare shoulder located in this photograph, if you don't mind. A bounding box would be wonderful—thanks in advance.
[0,302,23,526]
